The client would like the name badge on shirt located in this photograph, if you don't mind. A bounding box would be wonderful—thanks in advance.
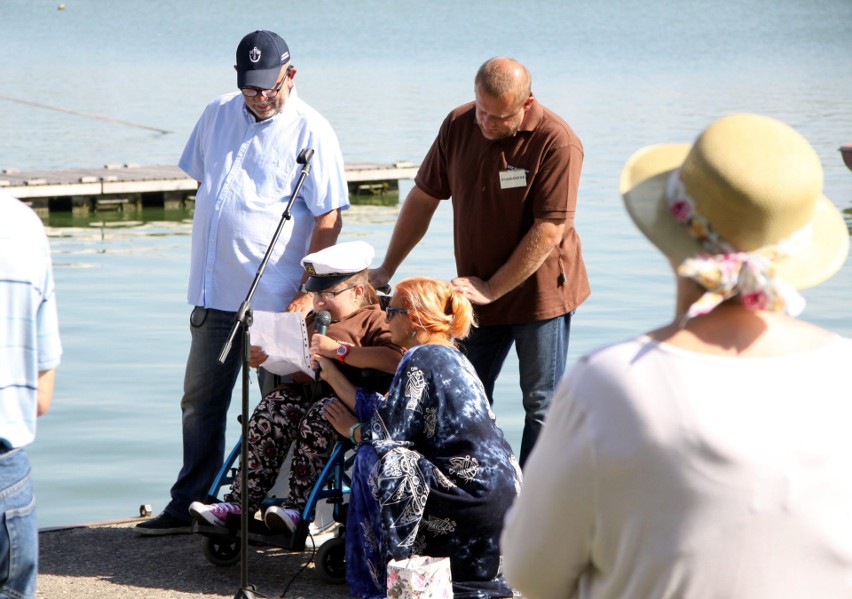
[499,168,527,189]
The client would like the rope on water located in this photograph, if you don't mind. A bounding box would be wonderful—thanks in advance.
[0,94,172,135]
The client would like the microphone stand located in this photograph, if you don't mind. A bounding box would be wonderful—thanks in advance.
[218,148,315,599]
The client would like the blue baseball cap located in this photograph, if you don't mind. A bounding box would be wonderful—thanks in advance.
[235,30,290,89]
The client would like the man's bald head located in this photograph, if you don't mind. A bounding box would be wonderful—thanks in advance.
[475,57,532,109]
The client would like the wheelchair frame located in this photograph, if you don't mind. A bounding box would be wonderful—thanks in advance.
[192,437,353,584]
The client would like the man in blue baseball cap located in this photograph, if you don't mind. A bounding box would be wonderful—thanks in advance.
[137,29,350,535]
[234,29,293,122]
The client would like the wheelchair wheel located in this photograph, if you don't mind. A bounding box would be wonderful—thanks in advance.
[201,535,241,567]
[315,536,346,584]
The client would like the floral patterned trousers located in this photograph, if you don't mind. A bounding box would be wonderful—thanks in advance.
[224,385,340,514]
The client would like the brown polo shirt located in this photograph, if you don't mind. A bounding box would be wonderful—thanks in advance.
[415,101,590,326]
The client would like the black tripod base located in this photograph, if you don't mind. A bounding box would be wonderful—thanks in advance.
[233,585,268,599]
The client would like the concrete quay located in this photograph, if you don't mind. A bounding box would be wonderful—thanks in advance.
[37,519,353,598]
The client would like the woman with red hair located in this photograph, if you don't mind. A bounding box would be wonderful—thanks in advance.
[318,277,521,599]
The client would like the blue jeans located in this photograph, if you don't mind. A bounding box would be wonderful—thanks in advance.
[461,312,573,467]
[0,446,37,599]
[166,307,262,520]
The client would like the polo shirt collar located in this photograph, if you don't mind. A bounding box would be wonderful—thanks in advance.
[518,98,542,133]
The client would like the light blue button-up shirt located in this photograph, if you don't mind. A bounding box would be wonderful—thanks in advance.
[179,88,349,312]
[0,192,62,448]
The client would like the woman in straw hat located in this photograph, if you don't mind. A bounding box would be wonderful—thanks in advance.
[501,113,852,599]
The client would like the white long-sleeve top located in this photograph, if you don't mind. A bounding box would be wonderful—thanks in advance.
[502,334,852,599]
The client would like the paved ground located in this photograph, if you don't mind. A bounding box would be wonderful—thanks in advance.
[37,519,353,598]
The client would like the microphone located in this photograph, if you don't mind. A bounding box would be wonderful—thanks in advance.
[314,310,332,381]
[315,309,331,335]
[297,148,315,164]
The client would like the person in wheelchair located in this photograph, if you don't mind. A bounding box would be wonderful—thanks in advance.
[318,277,522,599]
[189,241,404,531]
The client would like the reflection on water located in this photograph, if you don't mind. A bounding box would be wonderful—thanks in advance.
[41,191,402,234]
[44,204,193,231]
[843,205,852,235]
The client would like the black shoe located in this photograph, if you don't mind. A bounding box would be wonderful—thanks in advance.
[135,511,192,536]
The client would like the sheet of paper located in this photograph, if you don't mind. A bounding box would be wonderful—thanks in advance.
[249,311,312,377]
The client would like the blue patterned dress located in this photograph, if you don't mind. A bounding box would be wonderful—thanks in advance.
[345,343,521,598]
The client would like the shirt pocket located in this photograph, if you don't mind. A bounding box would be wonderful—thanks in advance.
[250,154,297,203]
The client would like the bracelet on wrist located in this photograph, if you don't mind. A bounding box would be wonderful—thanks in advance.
[348,422,362,444]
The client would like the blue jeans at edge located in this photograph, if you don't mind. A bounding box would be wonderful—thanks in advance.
[0,447,37,599]
[460,312,573,467]
[165,307,267,520]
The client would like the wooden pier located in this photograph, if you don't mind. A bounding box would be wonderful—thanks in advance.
[1,162,417,212]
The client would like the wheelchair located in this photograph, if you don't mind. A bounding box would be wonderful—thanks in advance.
[192,436,355,584]
[194,291,393,583]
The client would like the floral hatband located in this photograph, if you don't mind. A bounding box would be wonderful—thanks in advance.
[666,169,809,322]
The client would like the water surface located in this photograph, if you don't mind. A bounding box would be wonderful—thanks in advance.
[0,0,849,527]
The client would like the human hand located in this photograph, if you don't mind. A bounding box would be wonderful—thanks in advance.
[314,354,341,382]
[321,397,359,437]
[451,276,493,305]
[369,266,392,292]
[310,333,340,360]
[249,345,268,369]
[315,354,357,409]
[286,291,313,314]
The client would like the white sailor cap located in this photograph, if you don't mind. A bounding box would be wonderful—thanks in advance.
[301,241,375,292]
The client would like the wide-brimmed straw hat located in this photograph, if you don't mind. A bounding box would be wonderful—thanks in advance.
[620,113,848,289]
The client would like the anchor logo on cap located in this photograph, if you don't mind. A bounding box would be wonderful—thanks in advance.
[249,46,261,63]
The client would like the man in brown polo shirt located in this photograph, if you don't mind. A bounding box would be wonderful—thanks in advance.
[372,56,590,466]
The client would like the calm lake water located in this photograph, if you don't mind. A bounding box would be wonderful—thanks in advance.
[1,0,850,528]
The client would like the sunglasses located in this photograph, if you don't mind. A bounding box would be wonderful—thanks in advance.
[385,307,409,320]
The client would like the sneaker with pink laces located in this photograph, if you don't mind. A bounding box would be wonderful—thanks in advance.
[264,506,301,533]
[189,501,241,527]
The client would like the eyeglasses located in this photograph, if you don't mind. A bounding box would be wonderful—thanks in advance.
[302,285,355,301]
[385,307,409,320]
[240,80,285,99]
